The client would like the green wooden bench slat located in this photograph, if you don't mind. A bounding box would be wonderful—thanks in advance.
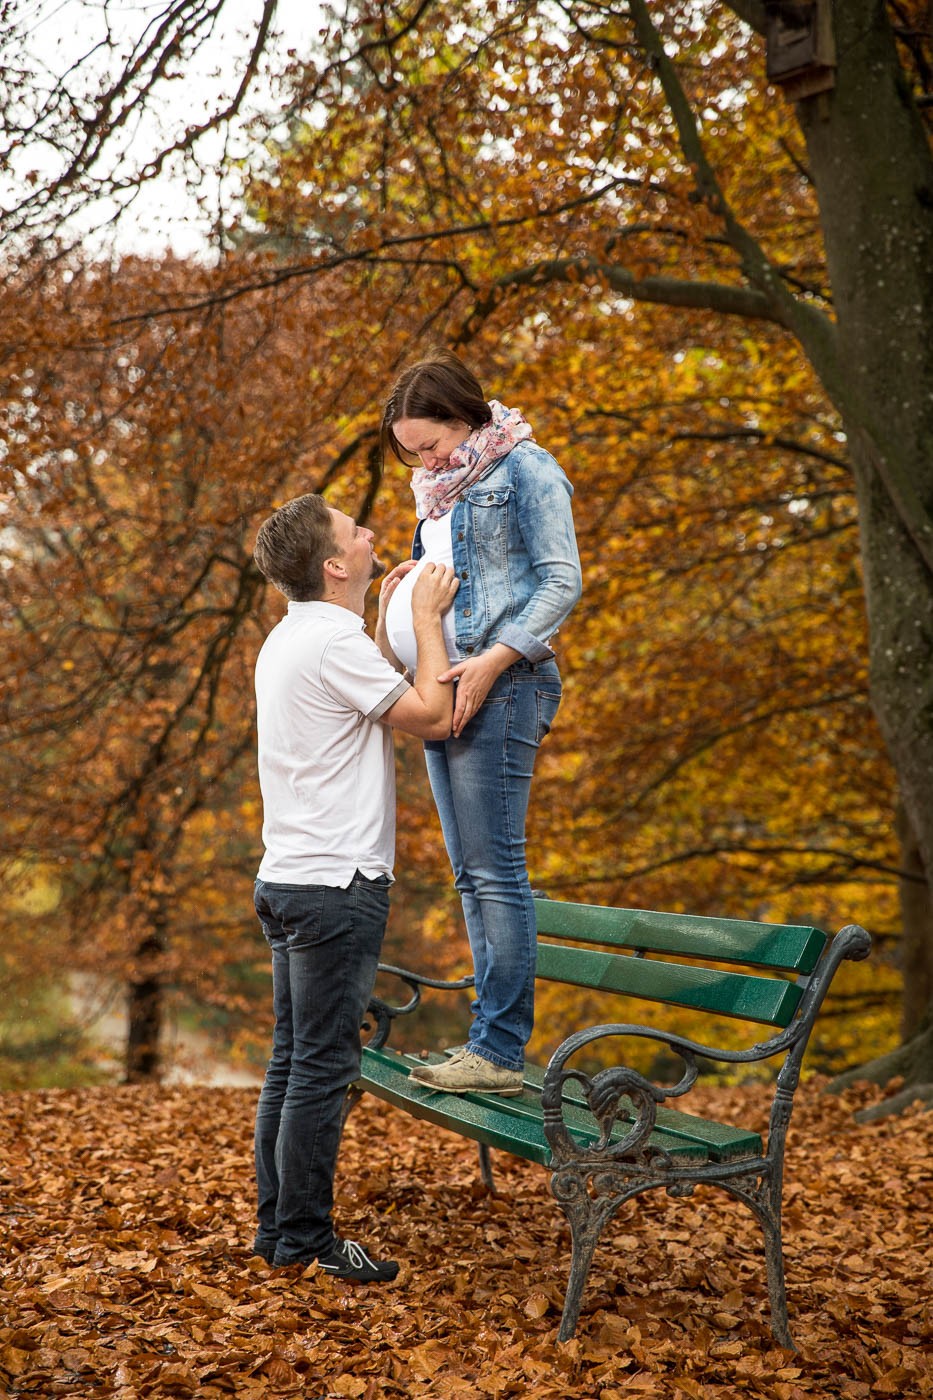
[359,1049,551,1164]
[535,941,803,1027]
[378,1089,549,1161]
[534,898,826,974]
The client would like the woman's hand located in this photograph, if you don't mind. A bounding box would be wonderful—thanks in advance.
[439,643,522,737]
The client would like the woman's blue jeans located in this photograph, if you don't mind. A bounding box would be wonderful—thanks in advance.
[252,873,389,1265]
[424,659,562,1071]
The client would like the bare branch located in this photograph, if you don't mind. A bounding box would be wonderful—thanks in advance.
[2,0,279,251]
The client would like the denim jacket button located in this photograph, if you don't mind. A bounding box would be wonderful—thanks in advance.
[464,608,472,617]
[461,570,468,579]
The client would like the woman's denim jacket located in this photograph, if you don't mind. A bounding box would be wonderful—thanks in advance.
[412,440,582,664]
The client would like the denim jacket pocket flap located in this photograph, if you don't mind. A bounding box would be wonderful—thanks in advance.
[465,485,512,507]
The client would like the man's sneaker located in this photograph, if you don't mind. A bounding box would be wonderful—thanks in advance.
[316,1238,400,1283]
[408,1050,523,1096]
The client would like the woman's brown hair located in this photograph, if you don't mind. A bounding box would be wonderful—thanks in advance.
[381,350,492,464]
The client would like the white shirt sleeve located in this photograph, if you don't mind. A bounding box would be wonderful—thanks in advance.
[319,629,410,720]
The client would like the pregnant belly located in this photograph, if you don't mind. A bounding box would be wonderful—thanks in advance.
[385,559,457,672]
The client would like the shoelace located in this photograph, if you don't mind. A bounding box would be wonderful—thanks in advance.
[321,1239,372,1272]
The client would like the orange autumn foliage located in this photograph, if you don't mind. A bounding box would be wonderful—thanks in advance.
[4,0,929,1079]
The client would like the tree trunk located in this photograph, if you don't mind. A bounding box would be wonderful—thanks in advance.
[827,1008,933,1095]
[792,0,933,1072]
[895,801,933,1040]
[125,932,165,1083]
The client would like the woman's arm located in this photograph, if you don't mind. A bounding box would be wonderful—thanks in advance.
[497,449,582,659]
[442,449,582,736]
[439,643,521,738]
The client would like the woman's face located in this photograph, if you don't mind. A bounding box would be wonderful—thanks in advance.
[393,416,470,471]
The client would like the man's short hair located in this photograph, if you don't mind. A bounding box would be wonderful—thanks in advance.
[253,493,337,601]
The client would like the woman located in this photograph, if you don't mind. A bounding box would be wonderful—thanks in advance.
[378,350,582,1095]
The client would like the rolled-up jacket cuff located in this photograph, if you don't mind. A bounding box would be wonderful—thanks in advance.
[497,622,555,663]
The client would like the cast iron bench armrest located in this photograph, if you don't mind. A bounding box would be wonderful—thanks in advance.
[541,1020,798,1167]
[364,961,475,1050]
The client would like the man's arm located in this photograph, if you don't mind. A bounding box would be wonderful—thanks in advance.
[382,563,458,739]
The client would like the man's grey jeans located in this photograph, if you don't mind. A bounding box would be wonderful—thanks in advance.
[252,872,389,1264]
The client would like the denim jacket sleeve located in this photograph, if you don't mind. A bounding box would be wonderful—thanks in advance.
[497,445,582,660]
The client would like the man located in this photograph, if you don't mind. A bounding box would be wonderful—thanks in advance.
[250,492,457,1281]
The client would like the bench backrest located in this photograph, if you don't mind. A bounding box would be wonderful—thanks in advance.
[533,898,828,1028]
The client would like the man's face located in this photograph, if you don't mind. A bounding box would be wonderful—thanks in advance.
[328,508,383,582]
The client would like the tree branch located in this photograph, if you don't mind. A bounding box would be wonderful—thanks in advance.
[454,255,784,344]
[4,0,279,250]
[103,177,644,327]
[550,841,914,889]
[625,0,845,407]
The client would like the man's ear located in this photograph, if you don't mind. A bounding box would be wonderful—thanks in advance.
[323,555,347,581]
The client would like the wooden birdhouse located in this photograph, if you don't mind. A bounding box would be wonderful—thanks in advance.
[765,0,836,101]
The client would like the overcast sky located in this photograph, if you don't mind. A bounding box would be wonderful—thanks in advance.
[23,0,325,257]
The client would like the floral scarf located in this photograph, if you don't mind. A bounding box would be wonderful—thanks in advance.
[410,400,534,521]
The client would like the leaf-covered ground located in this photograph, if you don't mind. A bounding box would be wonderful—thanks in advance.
[1,1080,930,1399]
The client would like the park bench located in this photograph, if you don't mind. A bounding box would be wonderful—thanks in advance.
[347,896,872,1348]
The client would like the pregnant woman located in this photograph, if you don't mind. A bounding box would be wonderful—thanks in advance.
[377,350,582,1095]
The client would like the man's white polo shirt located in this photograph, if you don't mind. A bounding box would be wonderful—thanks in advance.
[255,601,410,887]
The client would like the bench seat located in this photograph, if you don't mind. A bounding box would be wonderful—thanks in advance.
[361,1045,762,1166]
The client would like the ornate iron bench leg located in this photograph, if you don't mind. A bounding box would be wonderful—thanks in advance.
[729,1166,796,1349]
[556,1209,602,1342]
[761,1203,795,1350]
[551,1166,619,1342]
